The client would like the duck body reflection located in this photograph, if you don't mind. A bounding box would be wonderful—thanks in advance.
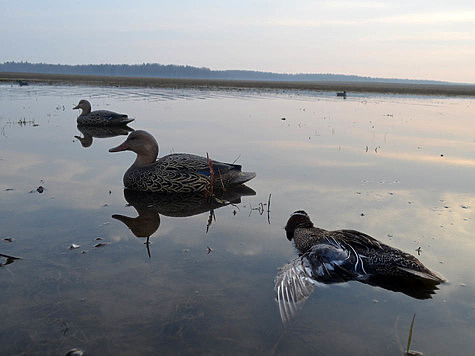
[276,211,446,322]
[113,186,255,256]
[109,130,256,193]
[74,125,134,148]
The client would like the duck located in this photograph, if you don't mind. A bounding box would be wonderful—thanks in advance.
[275,211,445,322]
[109,130,256,193]
[73,99,134,126]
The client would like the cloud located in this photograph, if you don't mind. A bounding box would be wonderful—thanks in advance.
[264,10,475,27]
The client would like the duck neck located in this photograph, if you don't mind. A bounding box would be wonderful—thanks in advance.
[81,102,91,115]
[132,143,159,167]
[132,152,157,167]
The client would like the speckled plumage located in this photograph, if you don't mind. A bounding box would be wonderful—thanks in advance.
[74,99,134,126]
[275,210,445,322]
[109,130,256,193]
[284,210,444,281]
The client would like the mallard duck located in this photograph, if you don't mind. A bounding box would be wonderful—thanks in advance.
[109,130,256,193]
[73,99,134,126]
[275,211,445,322]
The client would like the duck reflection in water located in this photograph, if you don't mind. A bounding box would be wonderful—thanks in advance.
[74,125,134,148]
[112,185,256,257]
[275,211,446,323]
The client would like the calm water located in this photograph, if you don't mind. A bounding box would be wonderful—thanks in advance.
[0,83,474,355]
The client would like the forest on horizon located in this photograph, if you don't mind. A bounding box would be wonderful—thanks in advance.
[0,61,449,84]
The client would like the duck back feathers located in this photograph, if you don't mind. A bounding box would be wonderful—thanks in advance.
[74,99,134,126]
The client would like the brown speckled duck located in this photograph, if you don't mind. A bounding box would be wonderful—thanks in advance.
[275,211,445,322]
[73,99,134,126]
[109,130,256,193]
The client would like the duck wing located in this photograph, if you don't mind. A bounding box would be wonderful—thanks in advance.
[332,229,384,251]
[274,257,317,323]
[159,154,241,172]
[78,110,134,126]
[159,154,256,186]
[275,244,356,323]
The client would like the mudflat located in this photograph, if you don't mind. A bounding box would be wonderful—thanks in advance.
[2,71,475,96]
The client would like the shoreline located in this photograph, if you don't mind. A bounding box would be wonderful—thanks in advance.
[2,71,475,97]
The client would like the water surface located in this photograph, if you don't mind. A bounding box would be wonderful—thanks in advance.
[1,84,474,355]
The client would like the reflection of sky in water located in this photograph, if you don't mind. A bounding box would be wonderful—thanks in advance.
[0,84,474,354]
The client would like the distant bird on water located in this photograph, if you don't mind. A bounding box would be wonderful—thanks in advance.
[275,210,446,322]
[109,130,256,193]
[73,99,134,126]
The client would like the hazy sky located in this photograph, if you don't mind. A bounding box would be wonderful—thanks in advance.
[2,0,475,83]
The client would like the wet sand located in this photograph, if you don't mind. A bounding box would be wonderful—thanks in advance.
[2,71,475,96]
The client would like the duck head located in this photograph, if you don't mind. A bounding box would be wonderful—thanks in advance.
[109,130,159,167]
[284,210,314,241]
[73,99,92,115]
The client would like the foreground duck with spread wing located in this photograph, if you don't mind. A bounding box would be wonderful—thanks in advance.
[73,99,134,126]
[275,211,445,322]
[109,130,256,193]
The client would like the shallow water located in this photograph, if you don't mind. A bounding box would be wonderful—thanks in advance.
[0,83,474,355]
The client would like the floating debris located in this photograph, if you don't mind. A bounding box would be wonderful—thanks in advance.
[281,117,286,121]
[94,243,107,248]
[95,237,103,241]
[0,253,21,267]
[37,186,44,193]
[3,237,14,242]
[461,205,470,209]
[183,248,190,253]
[416,247,422,255]
[4,188,14,191]
[69,244,80,250]
[360,213,365,216]
[207,246,213,254]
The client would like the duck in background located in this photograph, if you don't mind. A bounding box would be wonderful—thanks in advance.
[275,210,446,323]
[109,130,256,193]
[73,99,134,126]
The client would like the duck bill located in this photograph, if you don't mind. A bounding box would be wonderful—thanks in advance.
[73,104,80,110]
[109,142,128,152]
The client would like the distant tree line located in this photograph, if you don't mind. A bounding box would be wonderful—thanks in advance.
[0,61,447,84]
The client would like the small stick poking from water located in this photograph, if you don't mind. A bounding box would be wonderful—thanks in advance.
[205,152,214,198]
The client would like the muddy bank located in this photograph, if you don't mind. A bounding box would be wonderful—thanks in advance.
[2,71,475,96]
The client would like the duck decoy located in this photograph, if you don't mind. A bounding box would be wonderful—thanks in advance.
[275,211,445,322]
[109,130,256,193]
[73,99,134,126]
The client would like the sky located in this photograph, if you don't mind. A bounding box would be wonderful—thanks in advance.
[1,0,475,83]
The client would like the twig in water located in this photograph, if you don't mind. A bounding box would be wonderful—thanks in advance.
[205,152,215,199]
[206,209,216,233]
[232,154,241,164]
[267,193,272,224]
